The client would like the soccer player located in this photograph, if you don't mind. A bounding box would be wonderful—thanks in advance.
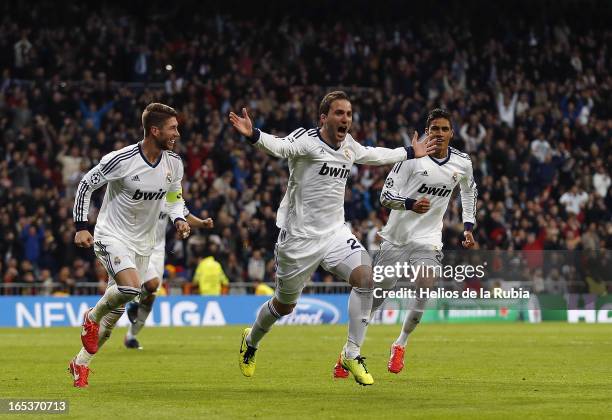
[229,91,438,386]
[68,103,190,388]
[124,204,213,350]
[334,108,477,378]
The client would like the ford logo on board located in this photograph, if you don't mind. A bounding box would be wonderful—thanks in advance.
[277,298,340,325]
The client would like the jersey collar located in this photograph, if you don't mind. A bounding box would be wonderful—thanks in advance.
[317,128,342,151]
[429,149,451,166]
[138,142,162,168]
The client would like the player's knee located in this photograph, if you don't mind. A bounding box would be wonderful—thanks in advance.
[272,299,296,316]
[144,278,160,294]
[115,268,140,289]
[348,265,373,290]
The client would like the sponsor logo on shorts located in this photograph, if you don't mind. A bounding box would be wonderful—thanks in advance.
[114,256,121,265]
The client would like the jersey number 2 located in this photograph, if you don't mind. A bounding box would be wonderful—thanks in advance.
[347,238,361,250]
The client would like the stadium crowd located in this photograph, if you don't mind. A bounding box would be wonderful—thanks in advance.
[0,1,610,295]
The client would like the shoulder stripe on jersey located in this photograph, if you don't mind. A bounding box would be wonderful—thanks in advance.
[293,128,307,138]
[75,181,89,221]
[167,152,181,161]
[394,162,403,173]
[102,148,139,175]
[100,145,138,174]
[450,148,470,160]
[307,129,317,136]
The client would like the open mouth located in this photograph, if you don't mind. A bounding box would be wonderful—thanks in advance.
[337,126,348,136]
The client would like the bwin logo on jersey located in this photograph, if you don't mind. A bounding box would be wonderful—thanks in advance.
[132,189,167,200]
[318,162,350,179]
[417,183,452,197]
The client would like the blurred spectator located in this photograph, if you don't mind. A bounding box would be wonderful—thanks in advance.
[192,248,229,295]
[247,250,266,282]
[559,186,589,215]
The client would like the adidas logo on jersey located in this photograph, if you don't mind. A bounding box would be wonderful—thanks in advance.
[131,175,140,181]
[318,162,350,179]
[132,189,166,200]
[417,183,452,197]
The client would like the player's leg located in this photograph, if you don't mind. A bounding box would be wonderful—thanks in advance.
[239,231,320,377]
[323,227,374,385]
[125,278,158,348]
[332,241,407,379]
[369,240,405,316]
[95,253,150,350]
[125,252,163,348]
[88,242,141,326]
[389,246,442,374]
[70,243,143,387]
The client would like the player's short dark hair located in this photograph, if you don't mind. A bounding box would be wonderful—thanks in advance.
[319,91,350,116]
[426,108,452,128]
[142,103,178,136]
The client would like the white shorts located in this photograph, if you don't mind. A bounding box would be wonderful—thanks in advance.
[373,240,443,290]
[94,239,150,287]
[144,249,165,285]
[274,224,371,304]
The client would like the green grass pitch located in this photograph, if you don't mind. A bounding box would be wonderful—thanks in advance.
[1,323,611,419]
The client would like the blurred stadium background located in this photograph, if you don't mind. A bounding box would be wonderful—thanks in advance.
[1,1,611,418]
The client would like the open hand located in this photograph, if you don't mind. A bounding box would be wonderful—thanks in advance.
[229,108,254,138]
[412,132,438,158]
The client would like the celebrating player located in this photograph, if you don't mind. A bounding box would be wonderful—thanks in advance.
[69,103,190,387]
[229,91,438,386]
[124,204,213,350]
[333,108,477,378]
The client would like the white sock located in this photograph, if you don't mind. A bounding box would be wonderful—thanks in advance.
[246,299,281,348]
[89,284,140,323]
[343,287,373,359]
[97,306,125,348]
[395,296,428,347]
[127,298,153,338]
[75,347,94,366]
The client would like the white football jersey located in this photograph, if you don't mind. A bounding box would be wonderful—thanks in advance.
[251,127,414,238]
[153,203,190,253]
[73,142,186,256]
[378,147,477,249]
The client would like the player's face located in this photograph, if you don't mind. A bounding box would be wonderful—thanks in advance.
[153,117,180,150]
[426,118,453,153]
[322,99,352,143]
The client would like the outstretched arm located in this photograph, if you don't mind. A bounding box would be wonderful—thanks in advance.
[229,108,312,159]
[354,131,438,166]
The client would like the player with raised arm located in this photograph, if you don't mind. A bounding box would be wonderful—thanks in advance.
[229,91,437,386]
[124,205,213,350]
[68,103,190,388]
[333,108,477,378]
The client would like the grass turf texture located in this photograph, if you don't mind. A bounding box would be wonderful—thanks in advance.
[1,323,611,419]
